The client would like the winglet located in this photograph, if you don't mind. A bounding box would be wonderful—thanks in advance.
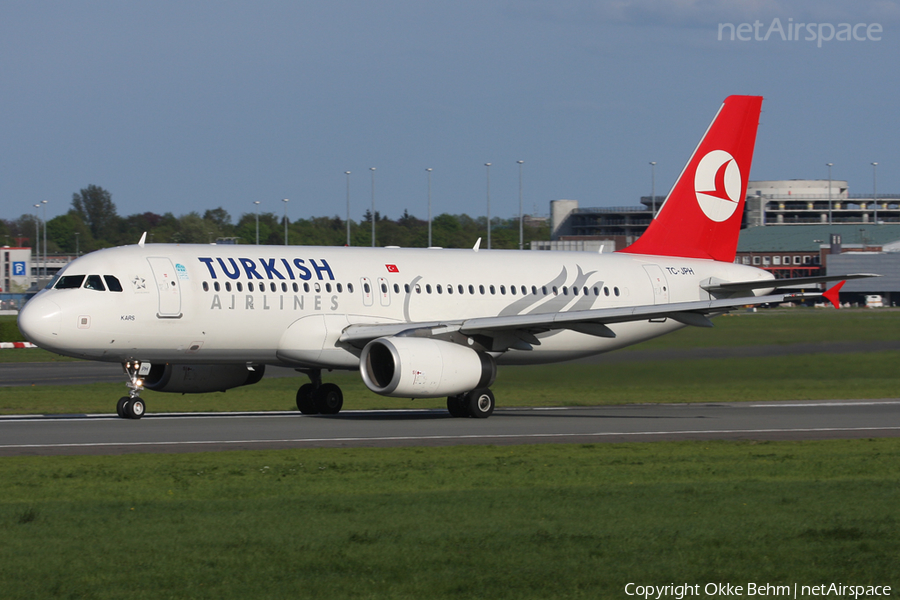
[138,232,147,248]
[823,281,845,309]
[473,237,481,252]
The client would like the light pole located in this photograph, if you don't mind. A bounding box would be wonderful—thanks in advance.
[426,168,433,247]
[485,163,492,249]
[370,167,376,247]
[649,162,657,216]
[282,198,289,245]
[872,162,878,224]
[75,232,80,257]
[345,171,351,246]
[41,200,48,278]
[33,204,40,283]
[826,163,833,224]
[253,201,261,245]
[517,160,524,250]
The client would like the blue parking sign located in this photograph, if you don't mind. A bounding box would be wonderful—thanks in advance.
[12,261,26,276]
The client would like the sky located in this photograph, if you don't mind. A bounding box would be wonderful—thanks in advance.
[2,0,899,226]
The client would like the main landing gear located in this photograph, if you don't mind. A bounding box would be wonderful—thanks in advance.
[117,361,146,420]
[446,388,495,418]
[295,369,344,415]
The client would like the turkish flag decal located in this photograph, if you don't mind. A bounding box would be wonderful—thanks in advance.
[385,264,399,273]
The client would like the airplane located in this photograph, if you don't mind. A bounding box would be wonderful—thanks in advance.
[17,95,875,420]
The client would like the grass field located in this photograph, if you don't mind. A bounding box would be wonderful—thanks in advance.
[2,309,899,415]
[1,440,898,599]
[2,311,899,597]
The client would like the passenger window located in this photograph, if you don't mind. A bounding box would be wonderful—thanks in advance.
[542,286,547,295]
[426,284,432,294]
[282,282,288,292]
[248,282,255,292]
[347,283,354,293]
[479,285,485,295]
[292,283,298,292]
[55,275,85,289]
[415,284,421,294]
[85,275,105,291]
[447,285,453,295]
[326,283,332,293]
[337,283,343,293]
[573,286,578,296]
[364,283,370,293]
[304,283,310,293]
[380,283,387,293]
[270,282,277,292]
[215,282,221,292]
[531,286,537,295]
[510,286,516,295]
[393,284,400,293]
[203,282,209,292]
[499,285,506,295]
[468,285,475,294]
[489,285,495,295]
[238,282,244,292]
[552,286,558,295]
[404,284,410,293]
[604,287,610,296]
[103,276,124,292]
[458,285,464,294]
[225,282,232,292]
[436,285,443,294]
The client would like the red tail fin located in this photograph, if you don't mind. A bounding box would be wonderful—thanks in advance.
[619,95,763,263]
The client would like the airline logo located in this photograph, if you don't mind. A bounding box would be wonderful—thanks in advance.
[694,149,742,222]
[386,264,399,273]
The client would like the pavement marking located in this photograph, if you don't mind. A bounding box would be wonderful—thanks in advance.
[3,426,900,451]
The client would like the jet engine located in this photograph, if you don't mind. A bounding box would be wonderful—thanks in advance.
[359,337,496,398]
[143,363,265,394]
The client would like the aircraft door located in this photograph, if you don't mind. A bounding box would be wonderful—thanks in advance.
[642,264,669,304]
[360,277,374,307]
[377,277,390,306]
[148,257,183,318]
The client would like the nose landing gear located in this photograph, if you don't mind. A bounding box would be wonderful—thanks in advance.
[117,361,147,419]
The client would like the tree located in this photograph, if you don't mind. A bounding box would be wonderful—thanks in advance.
[71,185,119,241]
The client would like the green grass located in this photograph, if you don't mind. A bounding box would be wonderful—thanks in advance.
[1,440,898,599]
[2,351,899,415]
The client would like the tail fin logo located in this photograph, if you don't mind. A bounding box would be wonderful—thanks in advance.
[695,150,742,222]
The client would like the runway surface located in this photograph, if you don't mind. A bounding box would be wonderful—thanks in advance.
[2,399,899,456]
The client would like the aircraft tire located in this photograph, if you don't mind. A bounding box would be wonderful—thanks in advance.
[447,395,469,418]
[466,388,494,419]
[126,398,145,420]
[315,383,343,415]
[116,397,130,419]
[296,384,319,414]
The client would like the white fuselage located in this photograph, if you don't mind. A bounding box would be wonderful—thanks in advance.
[19,243,773,369]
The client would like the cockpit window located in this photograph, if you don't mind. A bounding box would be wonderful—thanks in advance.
[85,275,106,291]
[55,275,86,289]
[104,275,124,292]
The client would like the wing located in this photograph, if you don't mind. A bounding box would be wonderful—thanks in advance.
[702,273,879,295]
[339,288,826,352]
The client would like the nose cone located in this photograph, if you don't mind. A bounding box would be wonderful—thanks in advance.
[17,296,62,349]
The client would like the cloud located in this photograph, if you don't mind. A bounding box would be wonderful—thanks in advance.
[511,0,900,28]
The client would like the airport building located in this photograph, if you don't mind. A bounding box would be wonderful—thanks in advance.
[543,180,900,305]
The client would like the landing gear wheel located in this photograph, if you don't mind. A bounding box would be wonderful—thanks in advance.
[447,395,470,418]
[466,388,494,419]
[315,383,343,415]
[126,398,145,420]
[116,397,130,419]
[296,383,319,414]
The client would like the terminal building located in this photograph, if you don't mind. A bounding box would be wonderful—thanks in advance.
[541,179,900,306]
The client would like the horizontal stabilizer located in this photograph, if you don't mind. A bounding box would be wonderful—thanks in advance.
[702,273,879,294]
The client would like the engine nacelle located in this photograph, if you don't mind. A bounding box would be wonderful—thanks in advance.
[360,337,496,398]
[143,363,265,394]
